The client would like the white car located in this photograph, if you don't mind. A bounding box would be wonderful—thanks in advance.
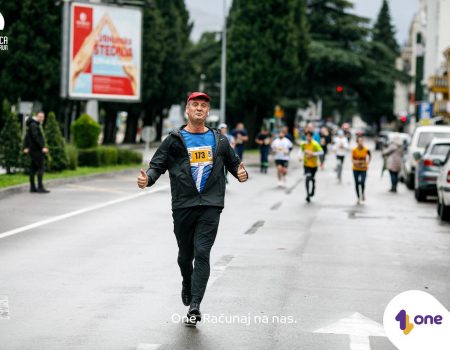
[437,151,450,221]
[402,125,450,189]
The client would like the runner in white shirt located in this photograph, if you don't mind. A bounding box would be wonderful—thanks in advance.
[333,130,349,182]
[271,130,293,187]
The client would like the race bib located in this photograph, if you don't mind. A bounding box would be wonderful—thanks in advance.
[187,146,213,166]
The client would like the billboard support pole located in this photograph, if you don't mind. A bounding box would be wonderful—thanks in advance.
[219,0,227,125]
[60,0,70,98]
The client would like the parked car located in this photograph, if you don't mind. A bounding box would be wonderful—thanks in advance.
[402,125,450,189]
[436,150,450,221]
[414,138,450,201]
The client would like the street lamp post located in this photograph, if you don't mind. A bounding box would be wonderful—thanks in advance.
[219,0,227,125]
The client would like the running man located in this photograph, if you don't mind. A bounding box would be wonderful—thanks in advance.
[352,135,371,204]
[333,130,349,182]
[271,130,292,186]
[137,92,248,326]
[300,131,323,202]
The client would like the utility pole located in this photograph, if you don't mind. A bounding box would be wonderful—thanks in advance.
[219,0,227,124]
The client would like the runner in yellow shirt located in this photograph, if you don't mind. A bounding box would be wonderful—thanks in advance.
[301,131,324,202]
[352,135,371,204]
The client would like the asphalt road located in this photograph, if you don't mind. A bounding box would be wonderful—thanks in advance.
[0,145,449,350]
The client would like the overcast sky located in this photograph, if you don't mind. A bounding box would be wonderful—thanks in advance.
[185,0,420,46]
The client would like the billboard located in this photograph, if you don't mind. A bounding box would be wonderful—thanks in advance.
[69,2,142,101]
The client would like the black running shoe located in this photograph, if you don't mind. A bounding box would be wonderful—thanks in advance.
[181,282,192,306]
[185,302,201,326]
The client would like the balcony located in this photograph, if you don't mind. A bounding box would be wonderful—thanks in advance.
[428,76,448,94]
[433,100,450,115]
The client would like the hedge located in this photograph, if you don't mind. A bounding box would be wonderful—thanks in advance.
[78,147,142,167]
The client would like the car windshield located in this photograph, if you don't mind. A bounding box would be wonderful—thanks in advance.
[418,132,450,148]
[430,144,450,156]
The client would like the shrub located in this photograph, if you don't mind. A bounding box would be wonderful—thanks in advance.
[0,100,22,174]
[71,114,101,149]
[66,144,78,170]
[45,112,69,172]
[118,149,143,164]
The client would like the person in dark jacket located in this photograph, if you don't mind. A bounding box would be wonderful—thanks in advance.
[24,112,50,193]
[137,92,248,326]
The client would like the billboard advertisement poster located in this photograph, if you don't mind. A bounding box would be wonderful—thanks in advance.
[69,2,142,101]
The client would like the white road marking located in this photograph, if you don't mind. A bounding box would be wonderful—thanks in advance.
[209,254,234,286]
[0,295,10,319]
[66,184,127,194]
[0,185,170,240]
[137,344,161,350]
[314,312,385,350]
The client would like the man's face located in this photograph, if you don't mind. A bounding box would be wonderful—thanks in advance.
[220,127,227,135]
[306,134,312,142]
[237,123,244,130]
[36,112,45,123]
[185,98,210,124]
[279,131,285,139]
[357,137,363,146]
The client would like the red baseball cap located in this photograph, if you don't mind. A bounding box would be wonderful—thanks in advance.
[187,92,211,103]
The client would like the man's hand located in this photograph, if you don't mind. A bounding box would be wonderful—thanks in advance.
[137,169,148,189]
[42,147,49,154]
[237,162,248,182]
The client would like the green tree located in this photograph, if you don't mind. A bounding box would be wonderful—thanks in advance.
[226,0,302,140]
[0,0,61,112]
[306,0,370,119]
[147,0,192,139]
[45,111,68,172]
[0,100,22,174]
[187,32,222,109]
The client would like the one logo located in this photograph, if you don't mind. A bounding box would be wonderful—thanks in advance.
[80,12,87,22]
[395,310,414,335]
[0,12,5,30]
[395,309,443,336]
[384,291,450,350]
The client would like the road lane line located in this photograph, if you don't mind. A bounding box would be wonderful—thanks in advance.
[209,254,235,286]
[0,295,10,319]
[137,344,161,350]
[0,185,170,240]
[244,220,265,234]
[349,335,370,350]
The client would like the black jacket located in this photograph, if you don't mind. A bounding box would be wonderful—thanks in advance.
[146,126,245,209]
[25,119,45,155]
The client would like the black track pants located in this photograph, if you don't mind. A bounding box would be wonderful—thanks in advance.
[172,206,222,304]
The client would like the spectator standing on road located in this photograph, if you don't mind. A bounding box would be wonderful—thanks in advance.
[255,127,272,173]
[24,112,50,193]
[231,122,249,160]
[271,130,292,186]
[352,136,371,204]
[137,92,248,327]
[382,135,403,193]
[300,131,323,202]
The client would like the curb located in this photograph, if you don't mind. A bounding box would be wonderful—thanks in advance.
[0,168,139,200]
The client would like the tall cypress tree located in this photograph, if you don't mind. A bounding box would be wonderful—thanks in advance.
[0,100,22,174]
[373,0,399,54]
[358,0,400,126]
[45,111,68,172]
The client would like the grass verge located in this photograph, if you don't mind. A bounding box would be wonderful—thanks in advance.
[0,164,140,189]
